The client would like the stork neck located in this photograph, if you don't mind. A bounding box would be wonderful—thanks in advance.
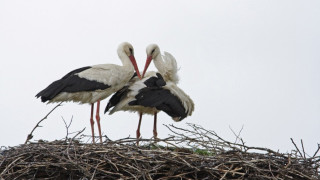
[118,52,134,70]
[153,55,167,75]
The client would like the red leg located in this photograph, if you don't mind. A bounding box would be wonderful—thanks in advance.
[95,100,102,143]
[153,112,158,139]
[136,112,143,145]
[90,103,95,143]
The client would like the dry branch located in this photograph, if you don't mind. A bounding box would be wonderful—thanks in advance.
[24,102,62,144]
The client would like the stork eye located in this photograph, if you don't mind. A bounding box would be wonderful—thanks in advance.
[129,48,133,55]
[151,49,155,54]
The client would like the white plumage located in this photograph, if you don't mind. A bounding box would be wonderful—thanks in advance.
[161,52,180,84]
[52,64,136,104]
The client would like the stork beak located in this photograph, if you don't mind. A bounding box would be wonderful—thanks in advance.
[129,55,142,80]
[142,56,152,78]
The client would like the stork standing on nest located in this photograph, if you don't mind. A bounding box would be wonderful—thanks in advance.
[36,42,141,143]
[105,44,194,143]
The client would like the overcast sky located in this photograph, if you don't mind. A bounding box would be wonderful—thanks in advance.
[0,0,319,154]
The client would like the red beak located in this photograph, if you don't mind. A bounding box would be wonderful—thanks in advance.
[129,55,142,80]
[142,56,152,78]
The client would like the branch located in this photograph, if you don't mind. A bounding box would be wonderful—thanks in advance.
[229,125,244,144]
[24,102,62,144]
[62,116,73,142]
[301,139,307,159]
[312,144,320,158]
[290,138,304,158]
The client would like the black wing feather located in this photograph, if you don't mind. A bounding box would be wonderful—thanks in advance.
[143,73,166,87]
[104,85,130,113]
[129,88,187,120]
[131,73,186,120]
[104,73,138,113]
[36,66,110,102]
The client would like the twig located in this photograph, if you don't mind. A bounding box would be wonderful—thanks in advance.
[301,139,306,159]
[24,102,62,144]
[0,157,22,176]
[62,116,73,141]
[90,162,100,180]
[71,128,86,142]
[229,125,244,144]
[291,138,304,158]
[312,144,320,158]
[219,164,234,180]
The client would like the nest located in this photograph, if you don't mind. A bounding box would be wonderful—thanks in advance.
[1,124,319,180]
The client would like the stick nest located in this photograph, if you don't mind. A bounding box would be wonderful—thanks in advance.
[1,124,319,179]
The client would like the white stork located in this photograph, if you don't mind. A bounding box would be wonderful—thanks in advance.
[105,44,194,143]
[36,42,141,143]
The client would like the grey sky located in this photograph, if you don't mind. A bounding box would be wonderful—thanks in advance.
[0,0,319,154]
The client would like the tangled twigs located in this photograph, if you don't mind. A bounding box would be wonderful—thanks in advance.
[24,102,62,144]
[1,123,319,179]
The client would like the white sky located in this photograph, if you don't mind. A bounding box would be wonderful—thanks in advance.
[0,0,319,154]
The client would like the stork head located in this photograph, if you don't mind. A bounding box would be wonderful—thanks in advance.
[143,44,161,77]
[117,42,141,79]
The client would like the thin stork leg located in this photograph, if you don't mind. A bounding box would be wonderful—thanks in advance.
[136,112,143,145]
[90,103,95,143]
[95,100,103,143]
[153,112,158,140]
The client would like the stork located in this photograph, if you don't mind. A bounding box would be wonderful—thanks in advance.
[105,44,194,143]
[36,42,141,143]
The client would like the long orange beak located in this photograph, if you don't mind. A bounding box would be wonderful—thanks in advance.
[142,56,152,78]
[129,55,142,80]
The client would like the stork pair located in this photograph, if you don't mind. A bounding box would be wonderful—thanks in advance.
[36,42,194,144]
